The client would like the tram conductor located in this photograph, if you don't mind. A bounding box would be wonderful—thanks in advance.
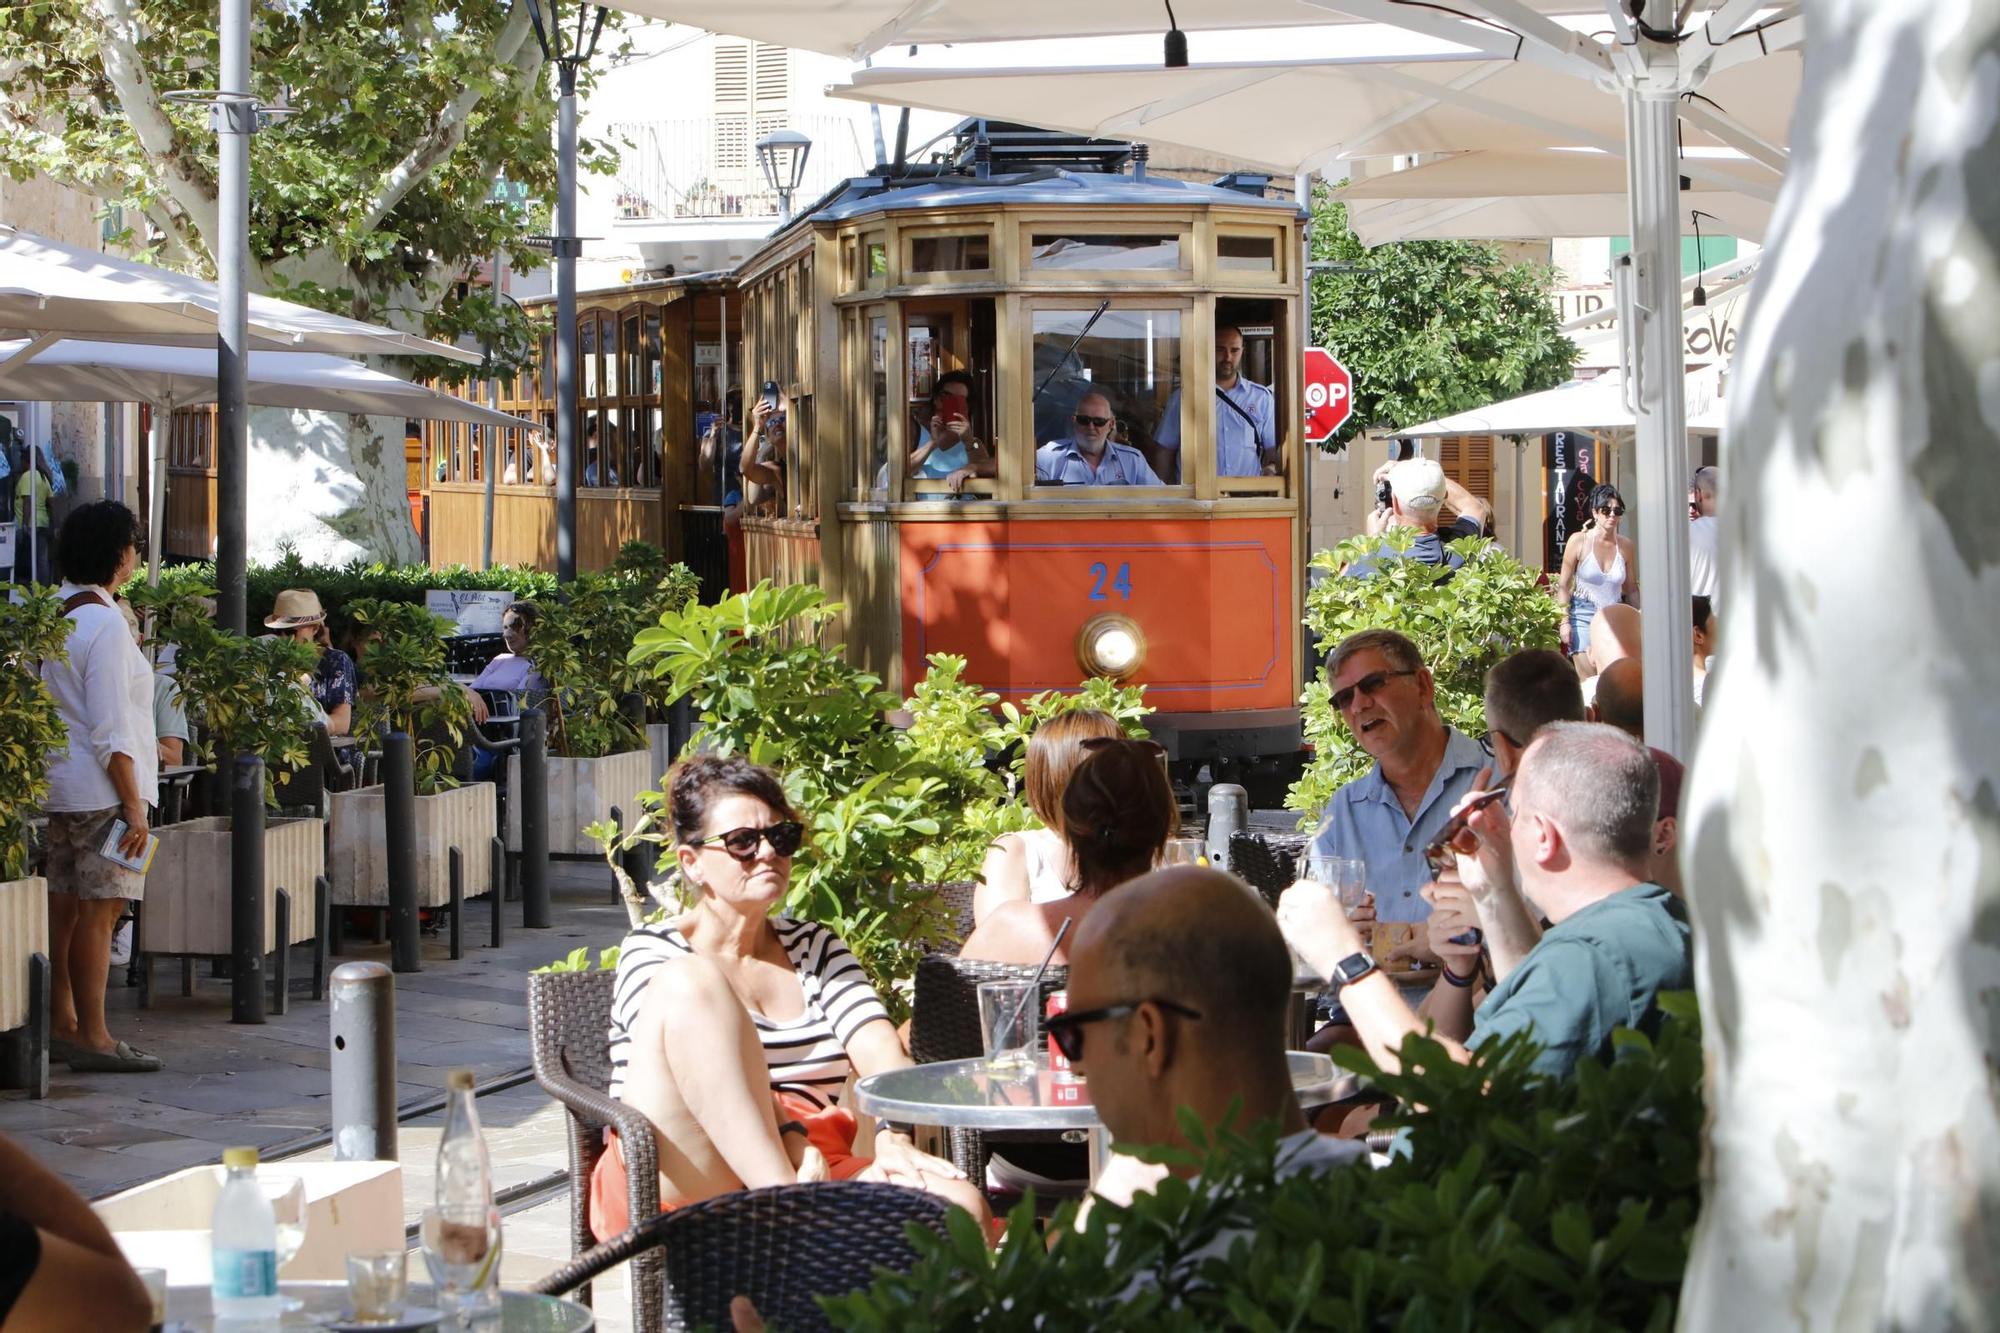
[1035,389,1164,487]
[1153,324,1278,480]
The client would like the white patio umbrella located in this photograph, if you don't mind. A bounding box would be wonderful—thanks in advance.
[0,227,480,366]
[0,338,537,582]
[1337,149,1778,245]
[1392,363,1729,438]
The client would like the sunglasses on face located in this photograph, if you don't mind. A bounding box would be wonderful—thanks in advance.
[1597,504,1625,517]
[1074,414,1112,428]
[1331,668,1419,713]
[1046,999,1203,1063]
[695,820,805,861]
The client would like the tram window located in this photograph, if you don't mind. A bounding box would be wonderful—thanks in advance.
[1029,233,1182,271]
[856,313,889,497]
[1217,234,1278,272]
[865,239,888,285]
[1030,307,1181,488]
[908,233,990,273]
[580,318,599,400]
[602,316,622,399]
[643,309,662,396]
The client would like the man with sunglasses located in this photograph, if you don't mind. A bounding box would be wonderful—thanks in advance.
[1035,389,1164,487]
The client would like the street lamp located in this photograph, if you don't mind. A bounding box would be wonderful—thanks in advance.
[756,128,813,223]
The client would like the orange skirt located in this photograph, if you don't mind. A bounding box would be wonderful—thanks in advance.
[588,1091,871,1242]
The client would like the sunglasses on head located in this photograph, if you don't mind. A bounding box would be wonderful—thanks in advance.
[1074,413,1113,428]
[1597,503,1625,516]
[1046,999,1203,1063]
[1331,668,1418,712]
[695,820,805,861]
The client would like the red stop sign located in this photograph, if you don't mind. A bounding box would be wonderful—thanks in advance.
[1303,347,1353,443]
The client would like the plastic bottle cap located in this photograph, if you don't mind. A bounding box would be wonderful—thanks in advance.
[222,1147,259,1169]
[446,1070,475,1092]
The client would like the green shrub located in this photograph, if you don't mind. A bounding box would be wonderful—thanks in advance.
[0,588,70,879]
[150,549,557,637]
[825,995,1703,1332]
[1288,530,1560,820]
[344,598,470,794]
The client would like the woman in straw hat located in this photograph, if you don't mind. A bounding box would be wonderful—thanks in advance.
[265,588,355,737]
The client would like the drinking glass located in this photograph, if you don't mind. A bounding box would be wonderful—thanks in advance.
[346,1249,408,1323]
[976,980,1035,1075]
[259,1173,307,1312]
[1160,837,1206,868]
[420,1203,503,1324]
[1305,854,1368,917]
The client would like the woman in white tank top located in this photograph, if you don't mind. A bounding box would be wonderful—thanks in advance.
[1557,482,1640,657]
[972,708,1123,924]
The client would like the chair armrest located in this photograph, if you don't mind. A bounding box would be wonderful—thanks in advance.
[531,1209,675,1297]
[534,1068,661,1225]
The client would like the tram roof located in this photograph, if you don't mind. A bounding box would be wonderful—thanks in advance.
[796,166,1305,230]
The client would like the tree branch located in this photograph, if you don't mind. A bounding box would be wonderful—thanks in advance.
[86,0,220,252]
[353,1,539,235]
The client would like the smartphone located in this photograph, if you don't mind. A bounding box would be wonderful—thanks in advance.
[761,380,780,410]
[1423,783,1510,868]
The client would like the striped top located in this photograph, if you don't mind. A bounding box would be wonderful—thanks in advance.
[607,916,890,1109]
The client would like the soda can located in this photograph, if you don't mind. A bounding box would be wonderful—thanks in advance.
[1046,989,1075,1081]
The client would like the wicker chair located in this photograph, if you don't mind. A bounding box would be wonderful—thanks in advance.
[1228,833,1296,907]
[532,1181,950,1333]
[926,880,979,952]
[909,953,1075,1194]
[525,969,664,1331]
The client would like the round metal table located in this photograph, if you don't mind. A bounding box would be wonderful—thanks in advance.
[164,1282,592,1331]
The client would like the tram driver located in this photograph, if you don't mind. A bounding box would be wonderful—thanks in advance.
[1035,389,1164,487]
[1153,324,1278,481]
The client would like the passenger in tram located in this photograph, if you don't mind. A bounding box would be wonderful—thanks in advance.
[583,417,620,487]
[1034,389,1164,487]
[698,388,746,515]
[1153,324,1279,481]
[907,370,995,496]
[742,391,787,515]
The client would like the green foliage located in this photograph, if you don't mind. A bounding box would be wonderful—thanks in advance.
[0,588,70,880]
[147,553,556,639]
[1288,530,1560,817]
[526,572,645,760]
[344,598,470,795]
[1310,182,1578,448]
[824,996,1704,1331]
[129,580,322,802]
[532,944,622,975]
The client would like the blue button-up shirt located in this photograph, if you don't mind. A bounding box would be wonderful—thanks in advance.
[1156,378,1276,477]
[1308,726,1490,924]
[1034,439,1164,486]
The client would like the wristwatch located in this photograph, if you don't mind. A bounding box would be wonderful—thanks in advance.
[1328,950,1379,989]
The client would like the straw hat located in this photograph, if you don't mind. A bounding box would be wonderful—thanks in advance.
[264,588,327,629]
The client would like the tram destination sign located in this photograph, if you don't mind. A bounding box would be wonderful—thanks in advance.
[1303,348,1353,444]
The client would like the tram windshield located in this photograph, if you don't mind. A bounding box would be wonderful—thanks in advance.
[1031,307,1181,489]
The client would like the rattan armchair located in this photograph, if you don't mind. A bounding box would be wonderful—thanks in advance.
[531,1181,949,1333]
[525,969,664,1331]
[1228,833,1296,907]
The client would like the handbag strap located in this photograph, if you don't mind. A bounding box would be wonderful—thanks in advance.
[62,589,106,617]
[1215,385,1267,452]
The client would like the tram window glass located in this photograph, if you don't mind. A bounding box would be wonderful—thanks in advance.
[580,317,600,400]
[643,308,662,396]
[1030,307,1181,488]
[908,232,991,273]
[865,237,888,286]
[622,312,643,399]
[602,316,622,399]
[1217,234,1278,273]
[850,312,890,498]
[1029,233,1183,271]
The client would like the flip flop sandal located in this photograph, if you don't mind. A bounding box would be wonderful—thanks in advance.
[66,1040,165,1073]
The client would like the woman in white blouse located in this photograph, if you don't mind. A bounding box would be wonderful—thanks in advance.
[40,502,161,1074]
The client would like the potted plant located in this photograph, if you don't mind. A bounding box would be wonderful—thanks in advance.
[125,582,324,962]
[0,588,66,1088]
[612,542,704,778]
[326,599,494,911]
[505,569,658,856]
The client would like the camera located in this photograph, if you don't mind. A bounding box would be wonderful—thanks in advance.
[1376,438,1417,508]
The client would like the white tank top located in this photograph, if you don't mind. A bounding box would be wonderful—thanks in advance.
[1020,827,1074,903]
[1574,538,1626,610]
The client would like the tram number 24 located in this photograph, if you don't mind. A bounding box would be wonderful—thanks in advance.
[1088,562,1134,601]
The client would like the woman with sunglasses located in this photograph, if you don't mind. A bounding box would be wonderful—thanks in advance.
[973,708,1124,924]
[961,738,1178,967]
[590,755,987,1242]
[1556,482,1640,659]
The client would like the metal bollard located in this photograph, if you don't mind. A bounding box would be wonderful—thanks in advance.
[383,732,422,974]
[488,836,506,948]
[1206,783,1248,873]
[329,962,397,1161]
[519,709,551,929]
[447,847,464,962]
[667,695,694,765]
[231,754,267,1025]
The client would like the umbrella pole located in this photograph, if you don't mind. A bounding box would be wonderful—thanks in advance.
[148,403,169,585]
[214,0,255,637]
[554,56,580,585]
[1621,6,1696,760]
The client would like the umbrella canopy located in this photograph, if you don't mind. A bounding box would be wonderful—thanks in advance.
[1337,149,1778,244]
[1392,364,1728,438]
[0,227,481,365]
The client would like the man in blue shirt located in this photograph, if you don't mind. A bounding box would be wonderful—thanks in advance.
[1347,457,1492,578]
[1308,628,1488,925]
[1153,324,1278,481]
[1035,390,1164,487]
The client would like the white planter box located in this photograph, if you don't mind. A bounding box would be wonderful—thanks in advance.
[327,781,496,907]
[143,817,322,956]
[648,721,676,788]
[505,748,653,856]
[96,1159,402,1284]
[0,876,47,1033]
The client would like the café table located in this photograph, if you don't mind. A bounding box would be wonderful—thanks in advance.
[854,1052,1352,1182]
[163,1281,592,1331]
[1291,961,1446,1047]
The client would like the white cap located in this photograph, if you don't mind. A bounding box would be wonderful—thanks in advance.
[1389,457,1447,510]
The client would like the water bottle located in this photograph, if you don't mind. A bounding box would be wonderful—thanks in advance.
[430,1070,501,1315]
[210,1146,280,1322]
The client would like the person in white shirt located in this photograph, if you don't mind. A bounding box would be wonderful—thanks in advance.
[1688,466,1720,600]
[1153,324,1280,480]
[39,501,161,1074]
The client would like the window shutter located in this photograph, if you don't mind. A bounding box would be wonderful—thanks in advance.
[1436,433,1495,522]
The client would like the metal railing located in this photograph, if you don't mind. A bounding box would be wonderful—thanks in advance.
[606,114,870,223]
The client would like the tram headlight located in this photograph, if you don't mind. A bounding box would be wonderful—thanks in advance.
[1077,614,1146,680]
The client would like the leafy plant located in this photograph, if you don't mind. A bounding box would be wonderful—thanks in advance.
[344,598,471,795]
[146,552,557,637]
[0,588,70,880]
[533,944,623,975]
[825,996,1704,1331]
[526,572,649,760]
[1288,529,1560,818]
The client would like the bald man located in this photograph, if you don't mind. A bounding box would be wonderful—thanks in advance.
[1590,658,1644,738]
[1580,602,1640,708]
[1059,867,1362,1208]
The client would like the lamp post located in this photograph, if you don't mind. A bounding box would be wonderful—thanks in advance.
[523,0,607,585]
[756,128,813,224]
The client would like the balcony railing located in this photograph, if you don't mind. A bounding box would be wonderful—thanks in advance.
[607,114,870,224]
